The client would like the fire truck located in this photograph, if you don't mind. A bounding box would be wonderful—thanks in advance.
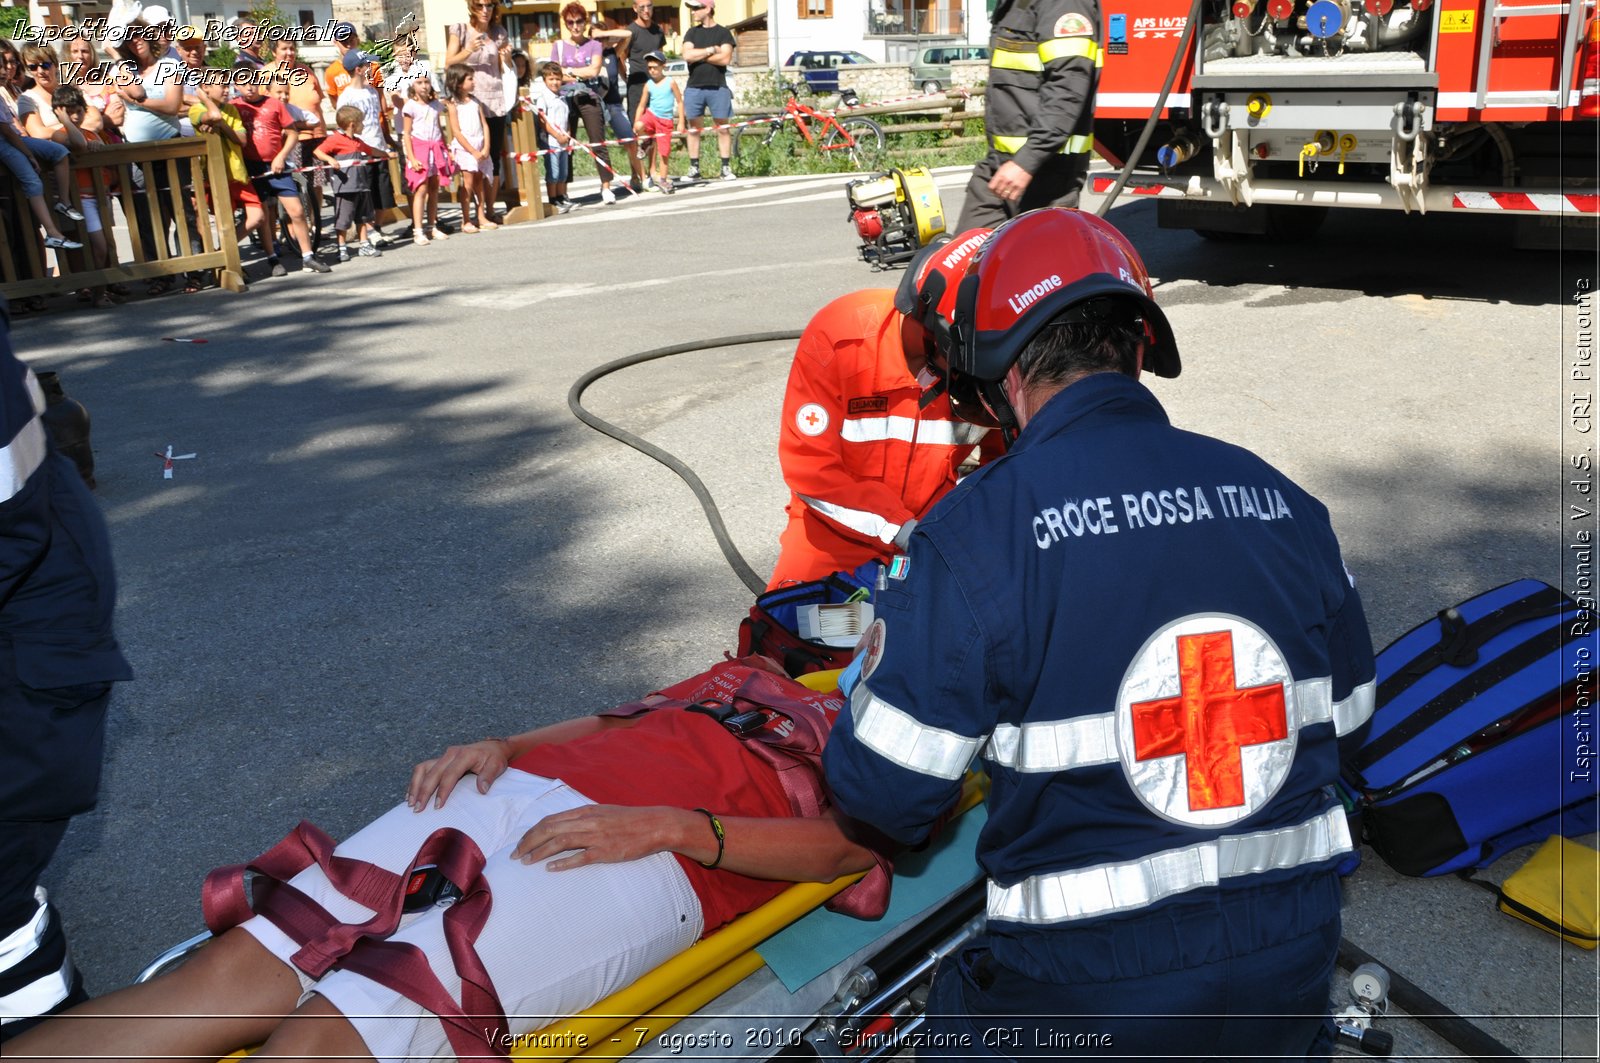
[1090,0,1599,244]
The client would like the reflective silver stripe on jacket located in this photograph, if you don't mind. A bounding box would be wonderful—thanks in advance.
[798,493,901,544]
[0,956,72,1022]
[986,677,1379,773]
[840,416,991,447]
[0,890,50,975]
[988,806,1350,925]
[851,682,983,780]
[2,371,47,504]
[0,889,68,1023]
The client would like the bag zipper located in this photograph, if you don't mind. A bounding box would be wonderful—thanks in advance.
[1496,891,1600,942]
[1361,687,1573,802]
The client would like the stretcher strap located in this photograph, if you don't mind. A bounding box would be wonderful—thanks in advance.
[338,835,509,1061]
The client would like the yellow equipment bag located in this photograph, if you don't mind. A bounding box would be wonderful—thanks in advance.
[1496,836,1600,948]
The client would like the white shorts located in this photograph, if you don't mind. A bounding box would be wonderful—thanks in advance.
[77,194,102,234]
[242,770,704,1063]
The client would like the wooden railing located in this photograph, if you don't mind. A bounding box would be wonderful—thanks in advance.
[0,133,245,298]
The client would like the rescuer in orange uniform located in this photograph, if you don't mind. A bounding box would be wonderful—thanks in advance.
[769,229,1001,589]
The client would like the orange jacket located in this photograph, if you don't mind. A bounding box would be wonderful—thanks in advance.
[769,289,1001,589]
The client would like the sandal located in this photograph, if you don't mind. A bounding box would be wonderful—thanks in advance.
[183,277,205,294]
[146,278,175,296]
[91,293,115,308]
[461,222,480,234]
[75,288,93,303]
[107,282,131,296]
[479,218,500,230]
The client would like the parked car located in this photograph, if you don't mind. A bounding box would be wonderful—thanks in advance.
[908,45,988,94]
[783,50,874,94]
[665,58,687,76]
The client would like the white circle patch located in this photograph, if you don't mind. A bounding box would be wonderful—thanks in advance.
[796,403,830,437]
[857,618,887,681]
[1114,614,1298,828]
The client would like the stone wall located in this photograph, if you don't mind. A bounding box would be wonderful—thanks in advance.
[726,60,987,108]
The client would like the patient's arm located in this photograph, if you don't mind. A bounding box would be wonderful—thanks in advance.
[512,804,879,883]
[407,715,638,811]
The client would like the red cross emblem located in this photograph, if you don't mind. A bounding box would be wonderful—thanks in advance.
[1129,630,1289,811]
[796,402,829,437]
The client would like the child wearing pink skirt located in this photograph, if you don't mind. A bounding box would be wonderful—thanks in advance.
[401,78,454,244]
[444,62,497,233]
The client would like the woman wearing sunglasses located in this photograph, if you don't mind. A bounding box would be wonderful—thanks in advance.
[445,0,513,223]
[552,3,624,205]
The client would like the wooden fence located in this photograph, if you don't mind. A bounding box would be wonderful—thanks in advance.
[0,133,251,297]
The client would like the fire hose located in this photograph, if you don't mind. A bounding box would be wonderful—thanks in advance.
[1094,0,1204,218]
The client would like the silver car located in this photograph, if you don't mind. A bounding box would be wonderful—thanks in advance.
[908,45,988,94]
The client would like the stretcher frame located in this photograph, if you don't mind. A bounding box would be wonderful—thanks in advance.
[137,777,987,1063]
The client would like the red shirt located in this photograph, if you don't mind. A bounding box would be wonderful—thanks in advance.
[232,94,295,163]
[512,709,796,935]
[318,131,383,158]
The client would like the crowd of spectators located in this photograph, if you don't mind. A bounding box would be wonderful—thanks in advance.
[0,0,739,313]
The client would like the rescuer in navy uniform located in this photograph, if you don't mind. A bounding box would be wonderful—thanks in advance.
[824,209,1377,1059]
[0,303,131,1040]
[955,0,1102,230]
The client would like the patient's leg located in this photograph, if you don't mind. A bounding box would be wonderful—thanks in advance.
[5,927,302,1062]
[254,992,373,1063]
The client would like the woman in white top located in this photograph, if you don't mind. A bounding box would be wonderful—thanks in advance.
[109,18,204,293]
[444,1,511,221]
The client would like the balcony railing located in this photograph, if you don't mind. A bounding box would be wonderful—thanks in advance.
[866,5,965,38]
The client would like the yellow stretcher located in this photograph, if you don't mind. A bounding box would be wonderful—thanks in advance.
[143,671,987,1063]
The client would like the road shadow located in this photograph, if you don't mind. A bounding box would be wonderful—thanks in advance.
[12,283,740,989]
[1104,197,1598,308]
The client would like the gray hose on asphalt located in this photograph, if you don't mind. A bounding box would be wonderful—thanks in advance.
[568,331,805,596]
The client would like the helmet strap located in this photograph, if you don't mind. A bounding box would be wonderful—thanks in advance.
[978,379,1019,446]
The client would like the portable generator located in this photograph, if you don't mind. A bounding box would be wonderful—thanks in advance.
[846,168,947,268]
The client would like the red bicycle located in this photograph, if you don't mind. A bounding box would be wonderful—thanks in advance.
[730,82,887,173]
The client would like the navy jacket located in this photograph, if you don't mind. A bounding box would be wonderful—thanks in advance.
[824,372,1375,982]
[1,306,131,819]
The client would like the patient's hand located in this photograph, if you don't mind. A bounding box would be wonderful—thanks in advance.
[512,804,688,871]
[407,739,512,811]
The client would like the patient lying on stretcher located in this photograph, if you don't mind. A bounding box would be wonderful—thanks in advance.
[10,659,888,1063]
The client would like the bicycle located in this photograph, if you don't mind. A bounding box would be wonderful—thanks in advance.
[730,82,887,175]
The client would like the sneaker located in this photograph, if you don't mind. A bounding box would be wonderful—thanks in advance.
[630,176,646,193]
[635,145,649,161]
[369,230,393,248]
[659,175,675,195]
[601,186,616,205]
[358,243,382,258]
[686,166,701,181]
[720,165,736,181]
[269,258,288,277]
[304,256,332,273]
[556,198,573,214]
[43,234,82,250]
[53,201,85,222]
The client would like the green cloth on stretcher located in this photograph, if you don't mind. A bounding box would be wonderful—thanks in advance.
[754,804,987,991]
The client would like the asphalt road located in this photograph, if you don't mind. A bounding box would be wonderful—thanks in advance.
[13,166,1598,1060]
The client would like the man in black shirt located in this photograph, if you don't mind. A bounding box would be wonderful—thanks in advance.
[681,0,736,180]
[621,0,666,141]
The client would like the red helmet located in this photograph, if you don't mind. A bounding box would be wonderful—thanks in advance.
[948,209,1180,391]
[894,227,993,359]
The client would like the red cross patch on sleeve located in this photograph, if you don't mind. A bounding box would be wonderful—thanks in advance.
[1055,12,1094,36]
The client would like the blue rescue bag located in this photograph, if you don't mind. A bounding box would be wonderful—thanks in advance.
[1344,579,1598,877]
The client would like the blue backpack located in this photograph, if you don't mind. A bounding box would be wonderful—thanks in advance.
[1344,579,1597,876]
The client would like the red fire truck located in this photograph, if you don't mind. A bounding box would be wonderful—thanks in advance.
[1090,0,1598,244]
